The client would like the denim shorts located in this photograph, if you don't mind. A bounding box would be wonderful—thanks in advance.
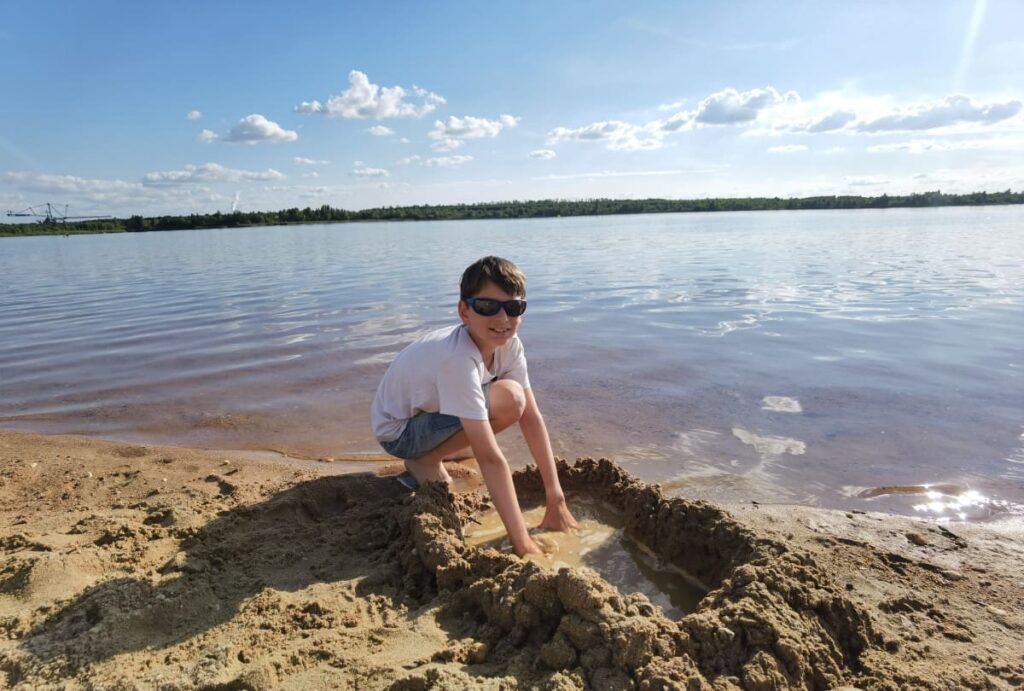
[380,384,490,460]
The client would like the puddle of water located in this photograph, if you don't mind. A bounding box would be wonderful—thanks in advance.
[464,495,706,618]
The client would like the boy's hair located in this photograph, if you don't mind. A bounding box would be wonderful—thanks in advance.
[460,256,526,300]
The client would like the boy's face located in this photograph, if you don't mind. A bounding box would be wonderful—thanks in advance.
[458,280,523,353]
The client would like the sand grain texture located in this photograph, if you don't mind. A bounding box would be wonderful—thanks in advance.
[1,430,1022,689]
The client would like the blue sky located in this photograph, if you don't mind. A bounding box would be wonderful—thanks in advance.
[2,0,1023,217]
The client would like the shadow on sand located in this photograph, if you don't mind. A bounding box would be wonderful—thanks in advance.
[9,472,420,681]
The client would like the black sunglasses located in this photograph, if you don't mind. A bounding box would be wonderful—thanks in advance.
[465,297,527,317]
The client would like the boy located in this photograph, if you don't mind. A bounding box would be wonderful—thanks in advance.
[371,256,577,556]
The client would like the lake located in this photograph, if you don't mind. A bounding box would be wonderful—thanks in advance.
[2,207,1022,521]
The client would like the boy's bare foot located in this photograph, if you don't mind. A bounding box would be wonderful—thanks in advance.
[403,457,452,485]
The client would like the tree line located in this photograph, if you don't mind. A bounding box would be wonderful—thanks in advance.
[3,189,1023,236]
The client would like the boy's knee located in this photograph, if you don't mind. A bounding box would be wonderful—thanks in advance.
[490,380,526,419]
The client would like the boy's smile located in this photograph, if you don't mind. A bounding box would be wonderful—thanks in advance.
[458,282,523,362]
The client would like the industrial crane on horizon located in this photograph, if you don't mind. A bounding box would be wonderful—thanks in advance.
[5,203,111,224]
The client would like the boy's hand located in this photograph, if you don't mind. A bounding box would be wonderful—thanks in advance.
[538,496,579,533]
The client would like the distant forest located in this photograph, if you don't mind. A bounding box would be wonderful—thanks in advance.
[3,189,1023,236]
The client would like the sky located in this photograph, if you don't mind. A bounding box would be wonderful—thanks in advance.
[2,0,1023,218]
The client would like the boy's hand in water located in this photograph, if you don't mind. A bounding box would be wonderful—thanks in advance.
[538,496,579,533]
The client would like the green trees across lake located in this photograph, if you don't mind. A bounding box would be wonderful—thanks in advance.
[3,190,1023,237]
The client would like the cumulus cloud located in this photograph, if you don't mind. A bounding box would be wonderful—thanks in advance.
[693,86,799,125]
[547,120,662,151]
[425,155,472,167]
[186,110,202,121]
[296,70,445,119]
[530,149,556,160]
[658,111,693,132]
[397,155,421,165]
[352,167,390,178]
[768,144,808,153]
[856,95,1022,133]
[222,114,298,144]
[428,114,519,151]
[787,110,856,133]
[294,100,323,114]
[367,125,395,136]
[294,157,329,165]
[142,163,286,186]
[548,85,798,151]
[430,137,463,152]
[197,129,218,143]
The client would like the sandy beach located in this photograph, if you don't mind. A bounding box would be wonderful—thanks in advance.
[1,428,1022,689]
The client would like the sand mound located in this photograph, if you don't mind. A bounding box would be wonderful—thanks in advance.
[393,459,879,689]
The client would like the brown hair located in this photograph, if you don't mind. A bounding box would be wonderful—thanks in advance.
[460,256,526,301]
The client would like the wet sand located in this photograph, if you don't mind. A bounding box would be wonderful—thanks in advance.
[1,429,1022,689]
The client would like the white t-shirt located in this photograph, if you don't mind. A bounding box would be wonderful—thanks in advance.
[370,324,531,442]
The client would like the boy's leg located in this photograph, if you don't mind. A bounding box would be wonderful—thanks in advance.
[404,380,526,483]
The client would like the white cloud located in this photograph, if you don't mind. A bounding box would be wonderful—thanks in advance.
[142,163,286,186]
[397,155,421,165]
[425,155,472,167]
[693,86,799,125]
[866,135,1024,153]
[302,171,320,179]
[399,137,410,144]
[294,157,329,165]
[530,149,556,160]
[294,100,323,114]
[531,169,690,181]
[549,85,799,151]
[186,110,202,121]
[1,171,142,194]
[197,129,218,143]
[352,167,390,178]
[367,125,395,136]
[431,137,464,152]
[768,144,808,153]
[823,146,846,154]
[856,95,1022,133]
[787,110,856,133]
[547,120,662,151]
[297,70,445,119]
[222,114,298,144]
[428,114,519,150]
[658,100,685,112]
[658,111,693,132]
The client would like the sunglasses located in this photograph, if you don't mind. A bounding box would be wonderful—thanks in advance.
[465,297,528,317]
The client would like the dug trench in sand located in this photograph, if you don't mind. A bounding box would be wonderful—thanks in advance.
[1,430,1022,689]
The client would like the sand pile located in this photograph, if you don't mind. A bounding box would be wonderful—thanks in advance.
[395,459,878,689]
[1,430,1022,689]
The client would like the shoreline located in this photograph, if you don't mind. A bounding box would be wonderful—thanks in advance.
[4,192,1023,238]
[1,429,1022,688]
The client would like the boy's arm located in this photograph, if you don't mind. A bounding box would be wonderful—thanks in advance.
[519,388,579,532]
[461,418,541,556]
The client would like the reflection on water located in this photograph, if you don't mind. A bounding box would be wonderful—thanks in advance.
[464,496,705,618]
[851,483,1015,522]
[762,396,802,413]
[1,207,1023,520]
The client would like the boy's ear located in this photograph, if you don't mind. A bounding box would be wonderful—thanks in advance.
[457,299,470,324]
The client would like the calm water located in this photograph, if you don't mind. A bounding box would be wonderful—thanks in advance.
[2,207,1023,521]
